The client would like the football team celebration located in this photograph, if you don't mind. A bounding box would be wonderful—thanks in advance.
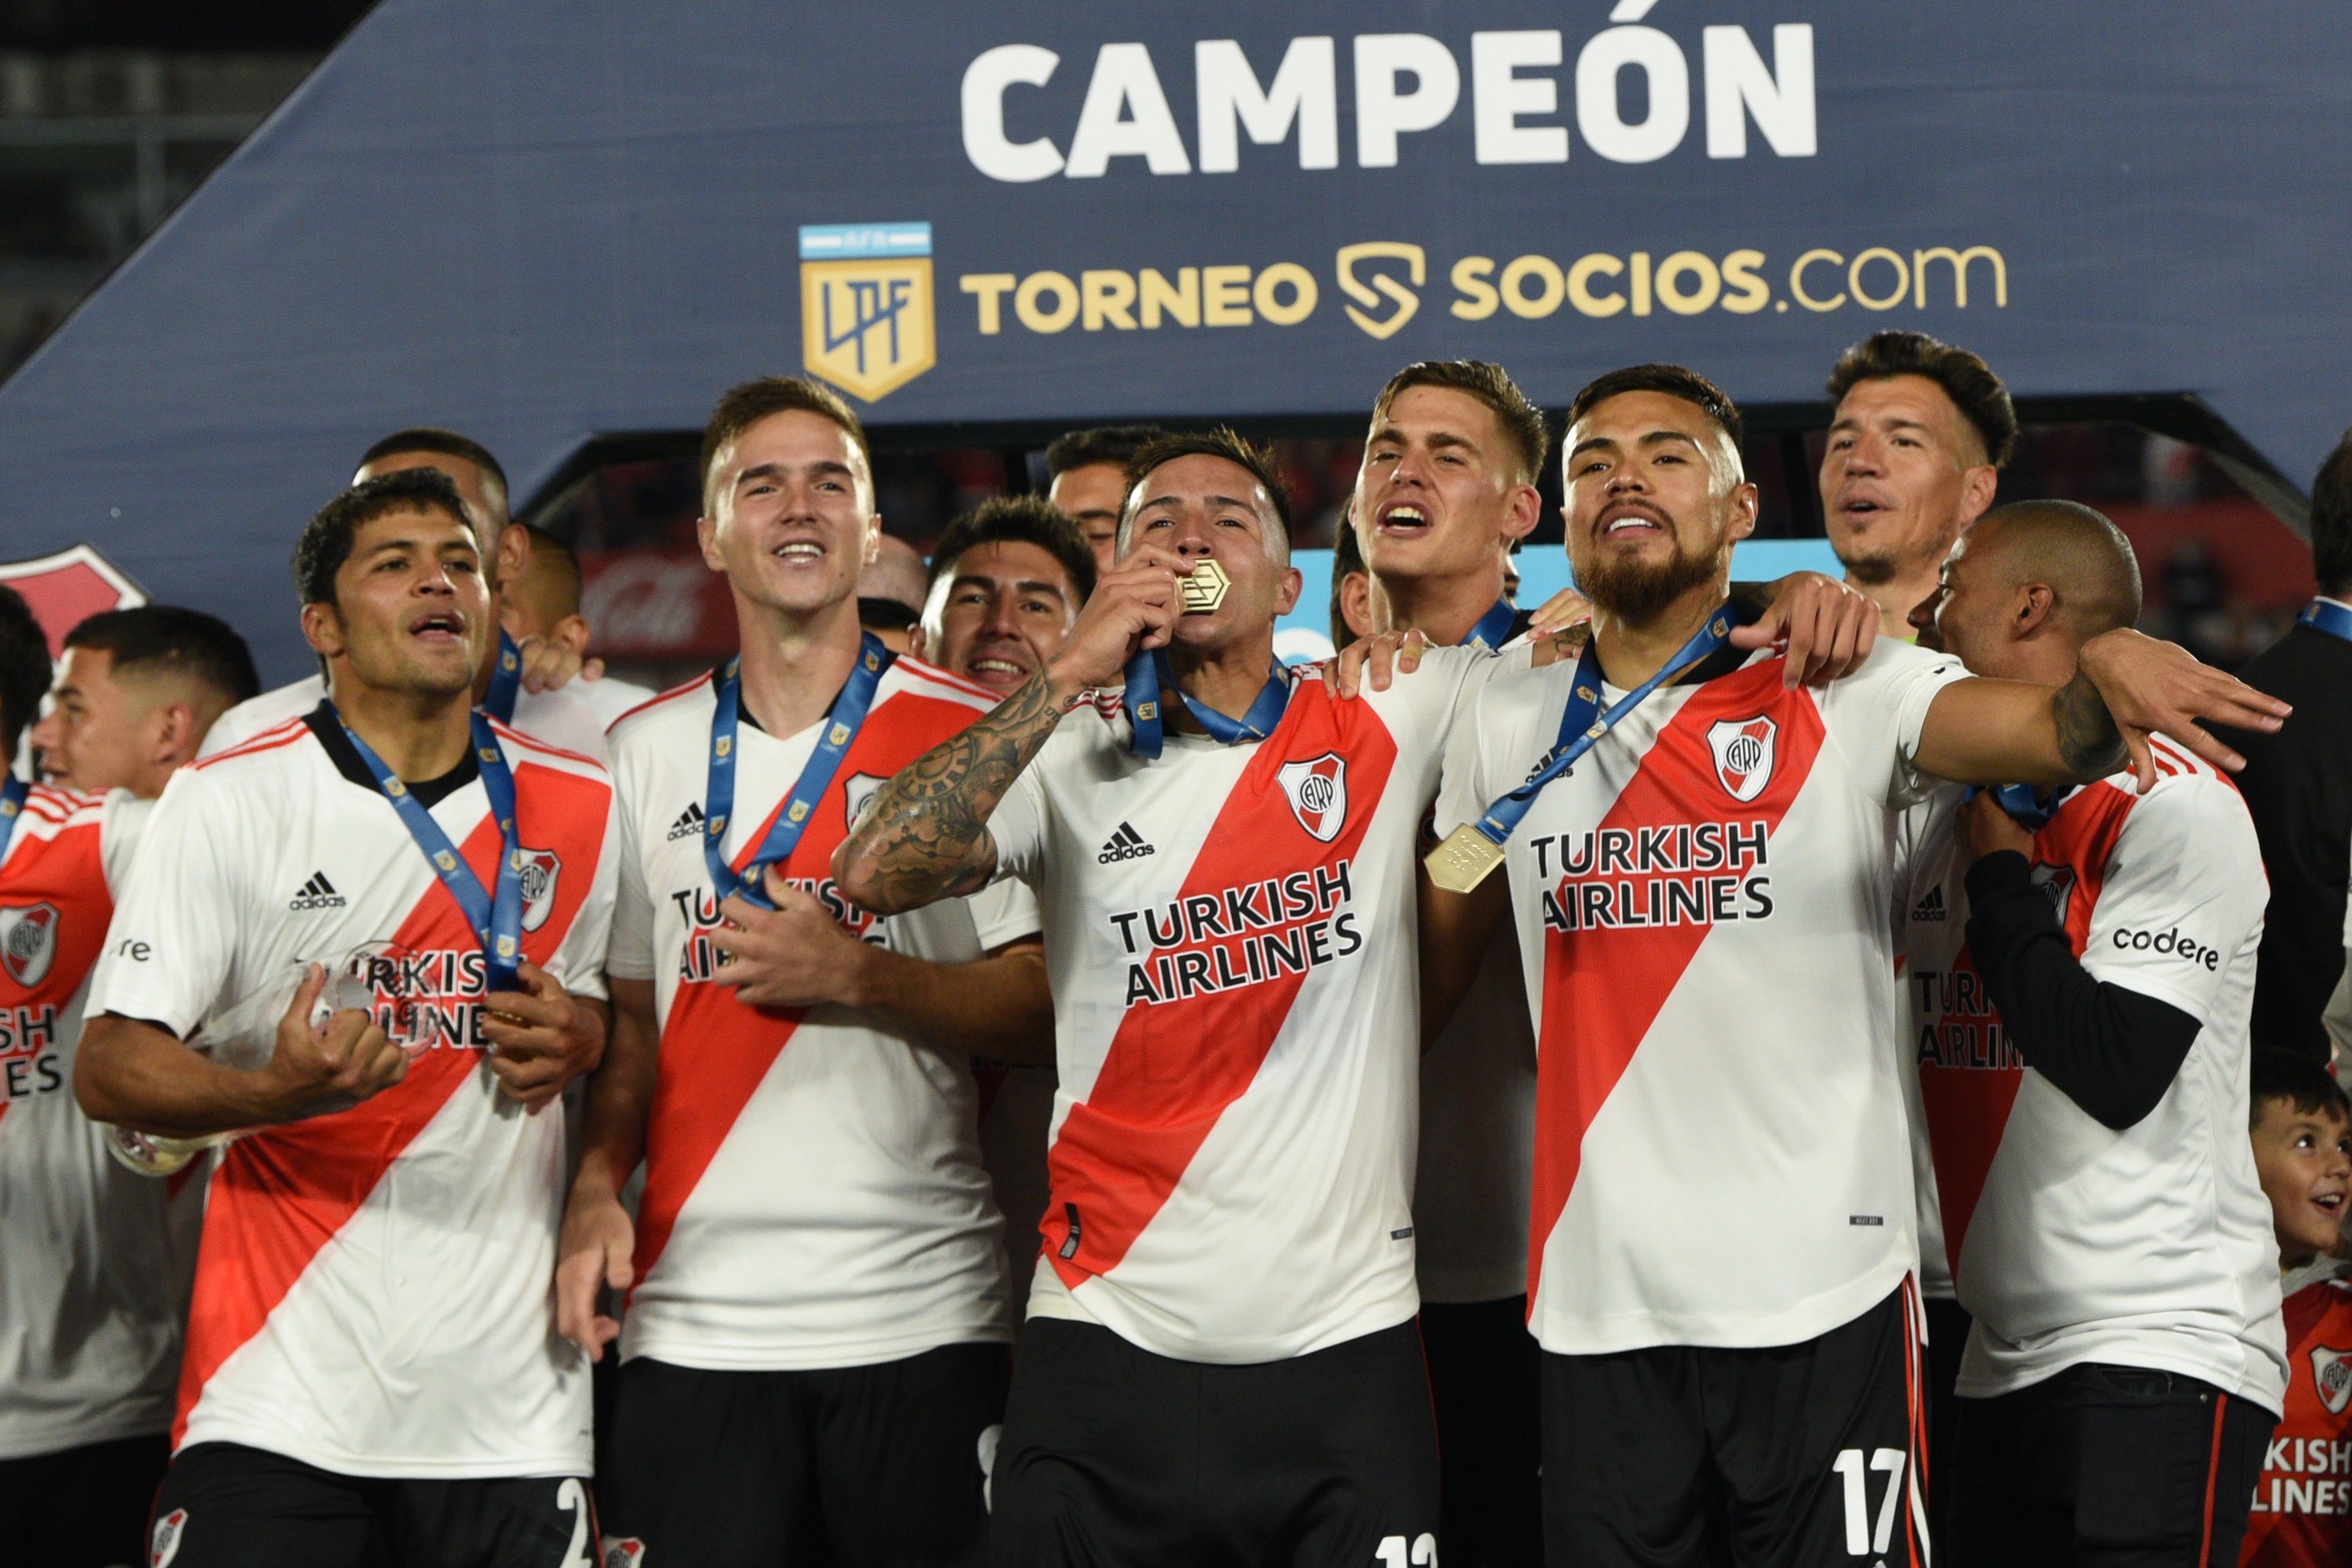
[4,9,2352,1568]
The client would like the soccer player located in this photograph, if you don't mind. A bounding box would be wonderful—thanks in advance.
[495,523,655,730]
[203,427,612,759]
[1905,501,2282,1566]
[75,469,617,1567]
[31,606,260,796]
[0,590,184,1568]
[2240,1050,2352,1565]
[909,493,1096,1310]
[554,378,1047,1568]
[1425,365,2288,1567]
[1822,332,2014,638]
[1045,423,1166,572]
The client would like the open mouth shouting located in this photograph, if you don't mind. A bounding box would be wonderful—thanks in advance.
[1374,500,1434,539]
[406,608,469,647]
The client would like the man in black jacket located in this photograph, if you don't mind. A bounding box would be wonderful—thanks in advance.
[2212,430,2352,1060]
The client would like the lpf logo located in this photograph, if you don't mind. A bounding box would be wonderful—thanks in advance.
[800,222,936,401]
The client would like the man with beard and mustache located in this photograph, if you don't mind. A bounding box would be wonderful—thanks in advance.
[1423,364,2289,1567]
[1820,332,2015,640]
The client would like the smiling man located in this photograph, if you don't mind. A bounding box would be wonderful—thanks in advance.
[1821,332,2016,639]
[75,469,618,1567]
[912,494,1097,695]
[1425,365,2288,1568]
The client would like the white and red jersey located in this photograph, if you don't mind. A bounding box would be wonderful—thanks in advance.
[985,645,1499,1363]
[1900,750,2285,1409]
[0,786,200,1461]
[604,658,1036,1370]
[85,706,618,1478]
[1439,636,1968,1355]
[2243,1273,2352,1565]
[203,673,613,763]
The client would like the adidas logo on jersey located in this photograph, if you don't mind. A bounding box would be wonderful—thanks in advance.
[668,802,706,841]
[1911,886,1947,923]
[289,872,347,911]
[1098,822,1155,863]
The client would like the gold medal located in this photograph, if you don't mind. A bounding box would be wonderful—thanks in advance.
[1178,558,1231,615]
[1424,824,1506,894]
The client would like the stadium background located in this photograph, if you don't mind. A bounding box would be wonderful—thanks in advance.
[0,0,2338,676]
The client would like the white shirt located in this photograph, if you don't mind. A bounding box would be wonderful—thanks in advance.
[204,673,614,763]
[604,658,1034,1370]
[1439,634,1966,1355]
[988,646,1498,1363]
[88,710,618,1476]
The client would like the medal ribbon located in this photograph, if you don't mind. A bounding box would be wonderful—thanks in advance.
[1460,601,1748,855]
[482,630,524,724]
[340,710,527,993]
[705,633,892,911]
[1123,649,1292,760]
[0,775,26,869]
[2296,597,2352,646]
[1467,596,1519,652]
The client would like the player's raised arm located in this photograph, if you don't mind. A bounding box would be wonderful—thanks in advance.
[1913,626,2286,792]
[833,542,1182,913]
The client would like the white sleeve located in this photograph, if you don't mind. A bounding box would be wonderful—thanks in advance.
[545,789,620,1003]
[1822,645,1970,808]
[98,789,153,895]
[967,877,1043,949]
[984,746,1053,887]
[86,767,242,1036]
[604,768,659,983]
[2078,777,2267,1026]
[1435,680,1496,839]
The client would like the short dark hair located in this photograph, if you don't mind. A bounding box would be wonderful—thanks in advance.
[699,377,870,514]
[1330,514,1367,652]
[1566,364,1745,455]
[2310,427,2352,597]
[356,427,510,521]
[0,586,47,760]
[1826,331,2018,470]
[508,523,584,619]
[927,494,1097,603]
[1120,427,1293,544]
[1045,424,1167,481]
[2249,1048,2351,1129]
[1372,360,1552,485]
[63,606,260,706]
[295,469,480,608]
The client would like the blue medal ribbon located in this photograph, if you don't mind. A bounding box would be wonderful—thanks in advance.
[1461,601,1748,855]
[2297,597,2352,646]
[1122,649,1292,760]
[340,710,526,994]
[705,633,893,912]
[1969,782,2075,832]
[481,630,523,724]
[1466,596,1519,652]
[0,775,26,869]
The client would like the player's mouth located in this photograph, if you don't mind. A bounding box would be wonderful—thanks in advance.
[406,610,467,644]
[1834,489,1893,525]
[1593,503,1669,543]
[2309,1184,2346,1221]
[964,651,1032,690]
[769,538,826,564]
[1374,500,1434,537]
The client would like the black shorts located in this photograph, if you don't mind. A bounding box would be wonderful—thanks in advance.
[599,1342,1008,1568]
[1921,1295,1972,1541]
[149,1441,595,1568]
[1946,1363,2274,1568]
[1422,1297,1541,1567]
[0,1430,169,1568]
[989,1316,1439,1568]
[1542,1282,1928,1568]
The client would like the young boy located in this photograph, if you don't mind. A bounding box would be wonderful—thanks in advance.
[2242,1050,2352,1566]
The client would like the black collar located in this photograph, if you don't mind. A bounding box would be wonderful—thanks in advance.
[1586,590,1762,690]
[305,701,481,810]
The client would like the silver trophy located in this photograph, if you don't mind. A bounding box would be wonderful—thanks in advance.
[104,942,423,1177]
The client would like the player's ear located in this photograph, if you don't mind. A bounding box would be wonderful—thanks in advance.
[1501,481,1542,543]
[695,513,724,574]
[554,614,591,657]
[299,599,346,659]
[2013,583,2057,639]
[1273,564,1305,618]
[1726,481,1761,544]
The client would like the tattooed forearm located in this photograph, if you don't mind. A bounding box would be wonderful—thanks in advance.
[2052,668,2129,779]
[834,670,1072,915]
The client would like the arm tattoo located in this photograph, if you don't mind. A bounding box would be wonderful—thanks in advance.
[2052,669,2129,779]
[836,670,1069,913]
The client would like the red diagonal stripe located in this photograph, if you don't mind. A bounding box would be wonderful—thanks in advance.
[1041,688,1396,1289]
[1529,664,1824,1307]
[176,768,607,1446]
[629,691,987,1285]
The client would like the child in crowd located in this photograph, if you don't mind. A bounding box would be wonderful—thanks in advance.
[2241,1050,2352,1566]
